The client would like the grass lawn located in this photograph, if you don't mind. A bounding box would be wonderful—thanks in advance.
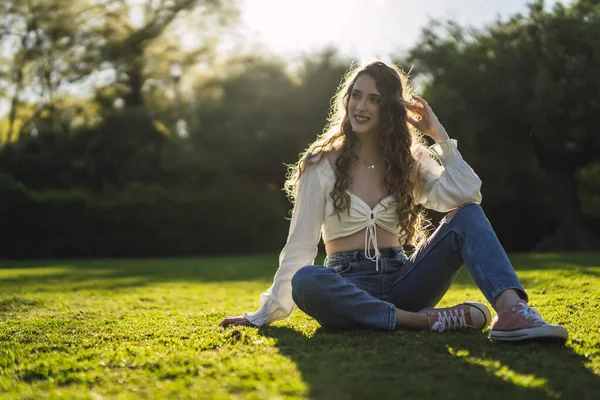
[1,253,599,399]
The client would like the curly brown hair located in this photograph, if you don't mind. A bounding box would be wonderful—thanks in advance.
[285,60,432,249]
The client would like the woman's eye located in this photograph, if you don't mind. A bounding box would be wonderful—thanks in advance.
[371,98,381,104]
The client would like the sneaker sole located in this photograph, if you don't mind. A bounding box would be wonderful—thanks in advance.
[464,302,492,330]
[489,325,568,343]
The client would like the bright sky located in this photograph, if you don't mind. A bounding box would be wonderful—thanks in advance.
[238,0,571,59]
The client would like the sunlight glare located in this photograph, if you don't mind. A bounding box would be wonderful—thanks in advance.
[241,0,401,58]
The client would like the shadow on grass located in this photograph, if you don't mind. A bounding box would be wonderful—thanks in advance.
[258,326,600,400]
[1,253,598,294]
[0,296,43,312]
[0,256,279,292]
[508,252,600,274]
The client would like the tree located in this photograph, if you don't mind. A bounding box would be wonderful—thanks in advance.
[0,0,238,141]
[89,0,237,109]
[0,0,100,140]
[190,50,350,190]
[407,0,600,251]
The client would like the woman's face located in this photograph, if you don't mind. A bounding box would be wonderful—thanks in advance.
[348,74,382,136]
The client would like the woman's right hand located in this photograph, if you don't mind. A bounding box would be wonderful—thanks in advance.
[219,316,257,328]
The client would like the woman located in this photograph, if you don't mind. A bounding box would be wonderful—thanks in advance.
[219,60,567,342]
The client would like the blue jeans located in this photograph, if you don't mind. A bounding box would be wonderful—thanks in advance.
[290,203,528,330]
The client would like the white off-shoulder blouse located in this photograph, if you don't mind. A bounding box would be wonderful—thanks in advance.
[244,138,482,327]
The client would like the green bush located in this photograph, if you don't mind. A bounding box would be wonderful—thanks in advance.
[0,172,289,259]
[578,162,600,218]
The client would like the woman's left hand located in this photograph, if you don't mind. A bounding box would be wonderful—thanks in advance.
[401,95,449,143]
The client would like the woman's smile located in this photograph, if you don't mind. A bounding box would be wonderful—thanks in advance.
[353,114,371,124]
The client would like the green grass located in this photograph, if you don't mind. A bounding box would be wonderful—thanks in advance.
[1,253,599,399]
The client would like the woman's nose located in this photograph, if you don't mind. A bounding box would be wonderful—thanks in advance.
[356,99,367,111]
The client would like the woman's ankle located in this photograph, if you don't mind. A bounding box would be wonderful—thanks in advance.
[395,308,429,329]
[494,289,523,313]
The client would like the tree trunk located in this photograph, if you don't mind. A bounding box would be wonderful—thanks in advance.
[123,59,144,108]
[7,70,24,143]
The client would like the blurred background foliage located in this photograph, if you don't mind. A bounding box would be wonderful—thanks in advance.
[0,0,599,259]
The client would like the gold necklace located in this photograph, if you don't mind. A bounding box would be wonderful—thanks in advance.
[358,157,381,170]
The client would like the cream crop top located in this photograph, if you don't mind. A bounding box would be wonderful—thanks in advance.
[244,138,482,327]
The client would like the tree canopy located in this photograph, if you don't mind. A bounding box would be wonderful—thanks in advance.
[407,0,600,250]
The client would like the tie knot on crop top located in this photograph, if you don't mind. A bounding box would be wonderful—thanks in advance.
[314,157,404,271]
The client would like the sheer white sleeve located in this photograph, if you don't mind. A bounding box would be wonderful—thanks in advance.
[244,161,326,327]
[413,139,482,212]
